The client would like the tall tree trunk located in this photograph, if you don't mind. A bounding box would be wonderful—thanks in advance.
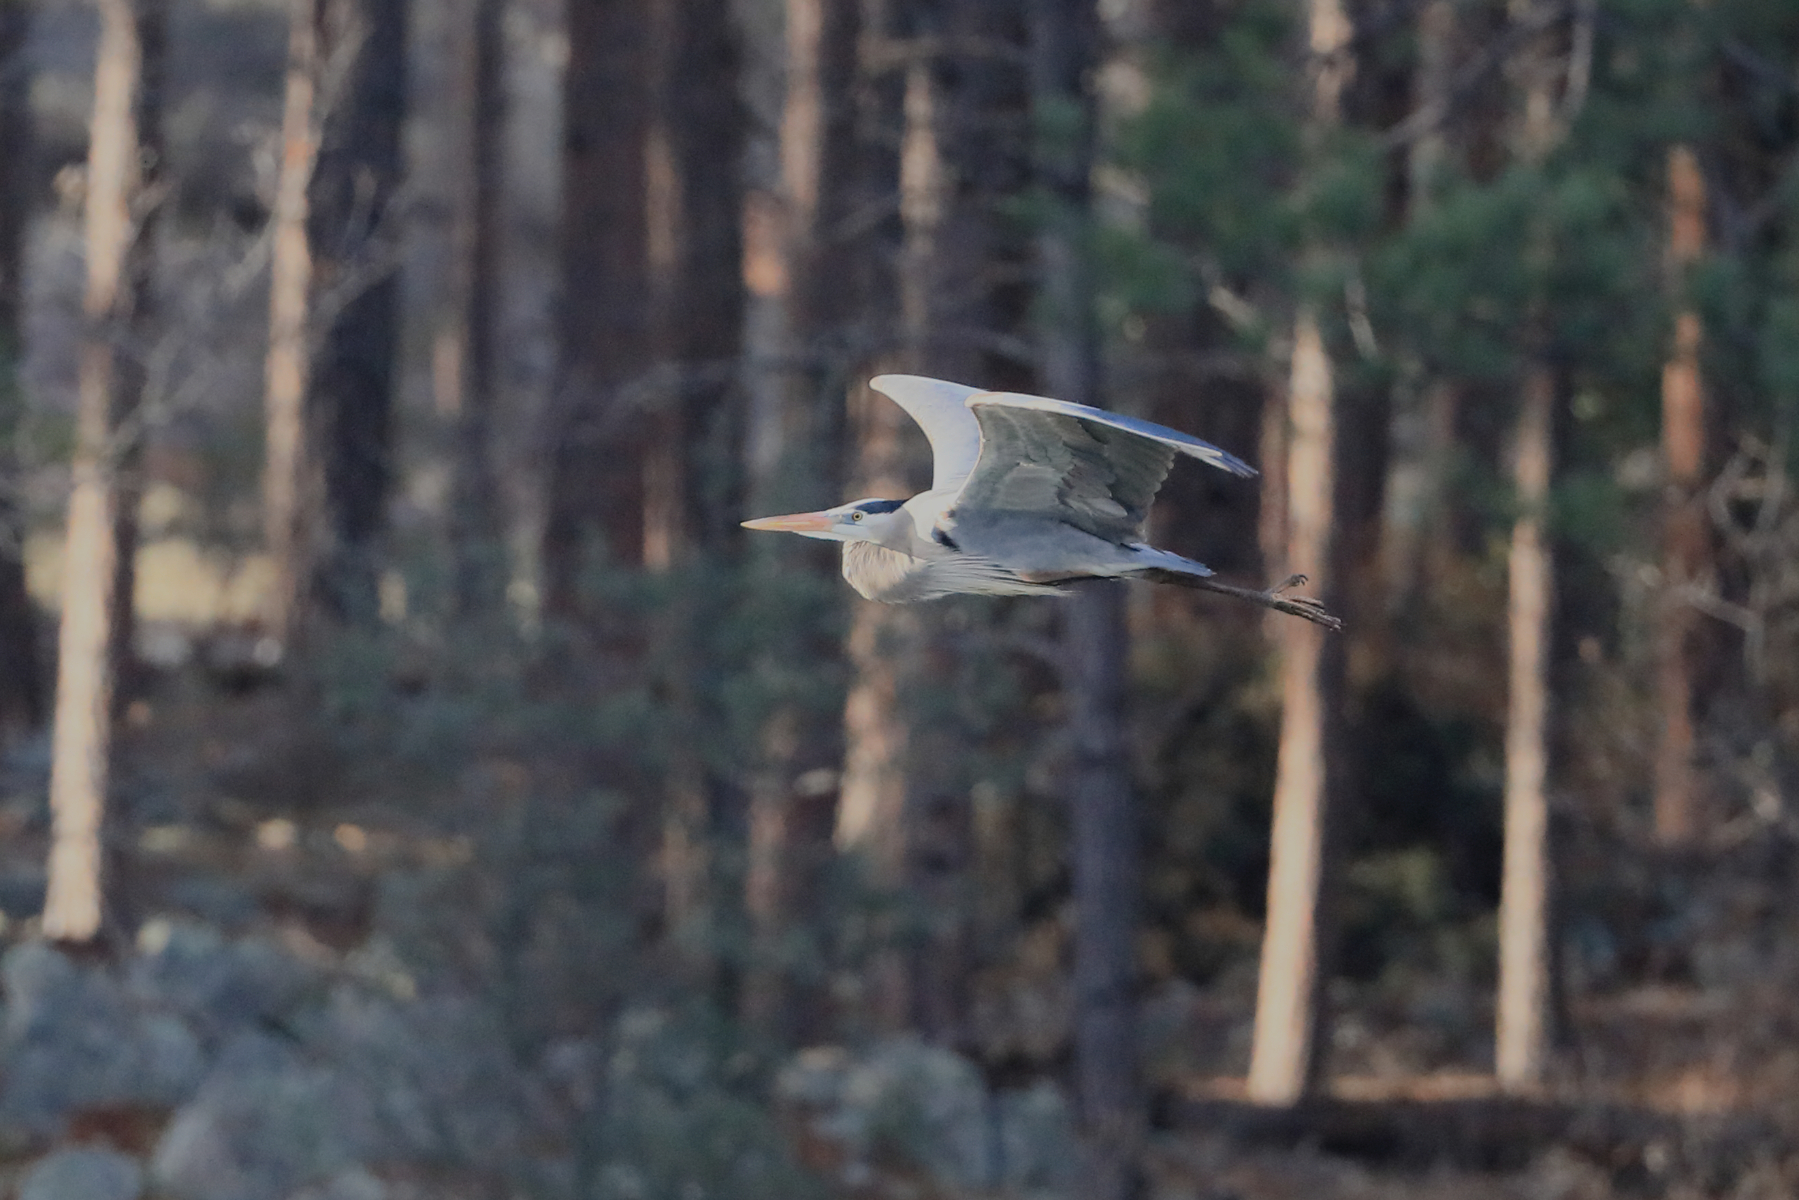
[311,0,407,622]
[836,0,1033,1047]
[647,0,746,972]
[0,0,42,736]
[1247,0,1351,1106]
[44,0,163,943]
[740,0,865,1044]
[1495,0,1563,1092]
[263,0,321,648]
[264,0,407,637]
[449,0,507,615]
[544,0,651,613]
[1035,2,1141,1192]
[1653,144,1708,845]
[1497,362,1555,1088]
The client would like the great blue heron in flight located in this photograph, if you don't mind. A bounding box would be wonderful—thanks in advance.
[743,375,1340,630]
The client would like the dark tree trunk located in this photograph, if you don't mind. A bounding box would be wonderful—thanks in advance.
[740,0,867,1046]
[1653,144,1709,845]
[0,0,42,735]
[309,0,407,623]
[451,0,508,615]
[646,0,747,982]
[545,0,652,614]
[1033,0,1143,1195]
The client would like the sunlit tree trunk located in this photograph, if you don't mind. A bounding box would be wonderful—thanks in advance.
[0,0,41,736]
[263,0,320,648]
[1497,362,1554,1088]
[1495,0,1563,1091]
[1653,144,1708,846]
[1247,0,1351,1106]
[741,0,864,1043]
[544,0,651,613]
[45,0,163,943]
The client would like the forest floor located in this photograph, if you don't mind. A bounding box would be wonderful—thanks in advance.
[1,628,1796,1197]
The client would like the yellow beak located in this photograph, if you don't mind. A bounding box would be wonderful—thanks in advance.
[742,510,836,533]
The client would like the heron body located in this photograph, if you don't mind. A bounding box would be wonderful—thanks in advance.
[743,376,1340,629]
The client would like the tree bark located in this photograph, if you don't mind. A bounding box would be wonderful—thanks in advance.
[44,0,163,943]
[449,0,507,615]
[740,0,866,1044]
[262,0,321,648]
[544,0,651,613]
[263,0,407,637]
[0,0,41,736]
[1031,0,1142,1193]
[310,0,407,623]
[645,0,746,975]
[837,0,1035,1047]
[1653,144,1708,846]
[1247,0,1351,1106]
[1494,0,1562,1093]
[1497,361,1555,1089]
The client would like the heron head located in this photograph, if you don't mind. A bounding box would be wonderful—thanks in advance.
[742,498,910,544]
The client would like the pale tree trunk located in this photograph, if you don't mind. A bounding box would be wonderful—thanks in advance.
[0,0,42,736]
[45,0,163,943]
[1497,363,1554,1088]
[1247,0,1351,1106]
[544,0,651,613]
[1034,0,1140,1191]
[1495,0,1563,1092]
[741,0,864,1043]
[1653,144,1708,845]
[263,0,320,648]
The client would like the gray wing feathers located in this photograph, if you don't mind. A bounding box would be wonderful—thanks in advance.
[968,392,1258,479]
[869,375,985,493]
[957,403,1180,544]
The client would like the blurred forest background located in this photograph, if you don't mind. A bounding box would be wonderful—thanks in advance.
[1,0,1798,1196]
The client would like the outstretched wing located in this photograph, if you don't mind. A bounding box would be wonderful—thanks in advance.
[952,391,1256,544]
[869,375,985,493]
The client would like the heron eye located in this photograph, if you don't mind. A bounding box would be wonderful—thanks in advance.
[851,512,864,522]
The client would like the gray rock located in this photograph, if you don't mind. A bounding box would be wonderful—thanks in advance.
[128,920,317,1040]
[0,942,206,1133]
[19,1147,145,1200]
[151,1033,380,1200]
[995,1081,1078,1195]
[285,1166,387,1200]
[777,1040,1077,1197]
[778,1038,992,1191]
[313,987,527,1162]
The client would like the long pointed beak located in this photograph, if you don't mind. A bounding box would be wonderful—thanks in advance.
[742,510,835,533]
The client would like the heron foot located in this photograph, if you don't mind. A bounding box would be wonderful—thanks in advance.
[1257,575,1341,631]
